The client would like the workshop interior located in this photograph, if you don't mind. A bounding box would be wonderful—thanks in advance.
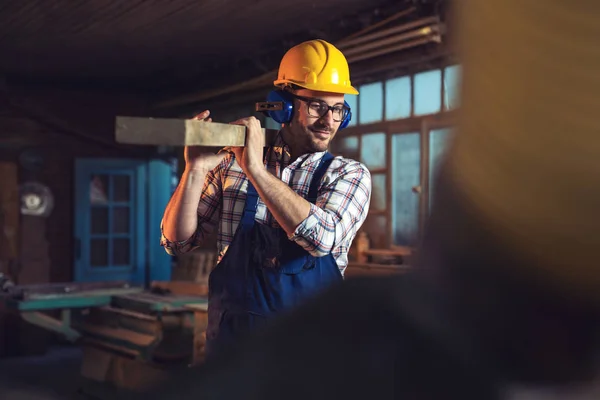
[1,0,597,398]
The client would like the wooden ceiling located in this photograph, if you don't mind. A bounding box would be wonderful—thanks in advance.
[0,1,445,91]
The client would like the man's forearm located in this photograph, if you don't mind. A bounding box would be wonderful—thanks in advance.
[162,168,208,242]
[248,166,312,237]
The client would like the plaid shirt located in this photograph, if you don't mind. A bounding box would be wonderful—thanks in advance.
[161,134,371,274]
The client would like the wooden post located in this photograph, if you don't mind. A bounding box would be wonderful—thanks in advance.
[0,162,19,279]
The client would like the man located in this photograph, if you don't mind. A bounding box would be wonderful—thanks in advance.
[142,1,600,399]
[160,39,372,357]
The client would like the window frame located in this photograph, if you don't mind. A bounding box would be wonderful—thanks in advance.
[331,64,460,248]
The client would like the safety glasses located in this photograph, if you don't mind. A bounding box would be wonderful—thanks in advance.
[290,93,350,122]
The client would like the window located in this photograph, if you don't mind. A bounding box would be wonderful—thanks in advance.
[360,133,386,170]
[391,133,421,246]
[444,65,461,110]
[414,69,442,116]
[346,64,460,125]
[345,94,358,127]
[428,128,454,212]
[324,64,461,251]
[358,82,383,124]
[337,136,359,160]
[385,76,411,120]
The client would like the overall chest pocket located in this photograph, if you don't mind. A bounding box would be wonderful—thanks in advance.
[278,254,316,275]
[251,225,315,275]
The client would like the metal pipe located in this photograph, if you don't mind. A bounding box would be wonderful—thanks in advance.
[348,35,442,64]
[338,16,440,50]
[338,6,417,43]
[343,25,441,57]
[152,16,443,110]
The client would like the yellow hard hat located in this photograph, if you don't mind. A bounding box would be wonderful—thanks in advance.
[274,39,359,95]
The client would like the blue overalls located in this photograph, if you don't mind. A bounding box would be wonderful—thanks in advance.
[205,151,343,357]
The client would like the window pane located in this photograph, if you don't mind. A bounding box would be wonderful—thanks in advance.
[90,175,108,204]
[113,238,131,265]
[370,173,386,211]
[345,94,358,127]
[112,175,130,202]
[360,132,386,170]
[414,69,442,116]
[113,207,130,234]
[91,207,108,234]
[429,128,454,212]
[392,132,421,246]
[444,65,461,109]
[340,136,359,151]
[385,76,411,120]
[358,82,383,124]
[90,238,108,267]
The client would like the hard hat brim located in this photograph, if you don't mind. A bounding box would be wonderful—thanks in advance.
[274,79,359,95]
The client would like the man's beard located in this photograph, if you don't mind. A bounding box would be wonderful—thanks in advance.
[286,120,335,157]
[305,121,335,152]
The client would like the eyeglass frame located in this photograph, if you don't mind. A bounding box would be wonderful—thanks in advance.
[288,93,350,123]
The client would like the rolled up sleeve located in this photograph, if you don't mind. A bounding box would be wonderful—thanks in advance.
[160,155,229,256]
[289,161,371,257]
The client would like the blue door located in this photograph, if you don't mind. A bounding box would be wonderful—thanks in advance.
[74,158,173,285]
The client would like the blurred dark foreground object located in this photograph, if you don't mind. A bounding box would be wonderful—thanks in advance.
[136,174,599,400]
[138,275,500,400]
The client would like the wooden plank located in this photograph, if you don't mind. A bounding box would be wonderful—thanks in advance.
[184,303,208,312]
[363,247,413,257]
[80,345,169,392]
[345,263,410,278]
[115,116,279,147]
[2,287,144,312]
[10,281,136,296]
[151,280,209,297]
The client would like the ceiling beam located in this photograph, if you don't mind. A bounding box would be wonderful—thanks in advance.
[150,5,423,112]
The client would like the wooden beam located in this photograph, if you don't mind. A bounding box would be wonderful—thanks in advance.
[115,116,279,147]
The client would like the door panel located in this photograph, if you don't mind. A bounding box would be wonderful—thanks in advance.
[147,159,175,282]
[391,132,421,246]
[74,159,147,284]
[428,128,454,213]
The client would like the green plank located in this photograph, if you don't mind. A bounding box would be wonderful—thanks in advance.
[4,288,144,311]
[111,293,208,313]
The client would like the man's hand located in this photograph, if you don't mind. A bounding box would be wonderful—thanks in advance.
[230,116,266,176]
[184,110,227,173]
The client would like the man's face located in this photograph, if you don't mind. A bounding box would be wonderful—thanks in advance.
[286,88,346,156]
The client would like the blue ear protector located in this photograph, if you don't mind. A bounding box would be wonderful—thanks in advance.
[255,89,352,129]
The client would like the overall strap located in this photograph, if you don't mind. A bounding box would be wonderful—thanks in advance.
[240,147,271,228]
[241,152,334,228]
[241,181,260,228]
[307,152,334,204]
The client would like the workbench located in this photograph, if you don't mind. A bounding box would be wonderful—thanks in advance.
[0,280,209,395]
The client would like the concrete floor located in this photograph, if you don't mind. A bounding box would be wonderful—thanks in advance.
[0,345,85,400]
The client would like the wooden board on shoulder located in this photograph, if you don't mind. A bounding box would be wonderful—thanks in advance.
[115,116,279,147]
